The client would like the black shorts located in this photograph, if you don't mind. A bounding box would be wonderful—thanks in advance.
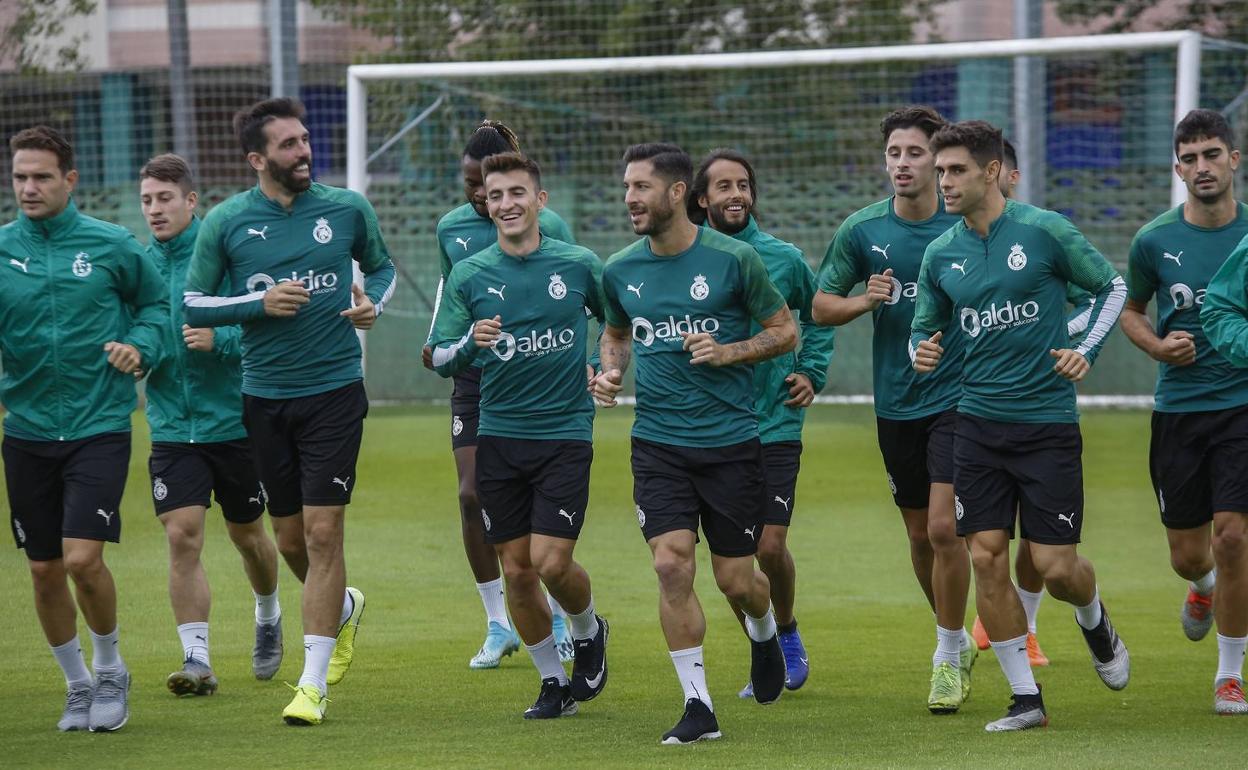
[631,437,766,558]
[4,432,130,561]
[1150,405,1248,529]
[876,409,956,509]
[149,440,265,524]
[242,381,369,516]
[761,441,802,526]
[953,413,1084,546]
[475,435,592,544]
[450,368,481,450]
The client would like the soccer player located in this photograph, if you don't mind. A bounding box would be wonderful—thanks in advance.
[812,106,979,712]
[688,148,834,696]
[592,143,795,744]
[1,125,168,731]
[421,120,579,669]
[138,153,283,695]
[1127,109,1248,714]
[911,120,1130,732]
[430,152,609,718]
[183,97,396,725]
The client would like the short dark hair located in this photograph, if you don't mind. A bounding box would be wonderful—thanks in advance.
[140,153,194,194]
[930,120,1004,170]
[621,142,693,188]
[687,148,758,224]
[481,151,542,190]
[1002,139,1018,171]
[233,97,306,155]
[1174,109,1235,156]
[464,119,522,161]
[880,106,947,142]
[10,125,74,173]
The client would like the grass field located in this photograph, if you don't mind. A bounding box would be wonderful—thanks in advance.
[0,405,1242,768]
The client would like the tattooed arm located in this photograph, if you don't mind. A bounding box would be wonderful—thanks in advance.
[590,323,632,407]
[683,306,797,366]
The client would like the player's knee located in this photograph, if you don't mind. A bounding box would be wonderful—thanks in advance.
[1168,548,1207,579]
[1212,520,1248,562]
[302,520,342,557]
[756,539,787,574]
[27,558,65,590]
[969,543,1008,578]
[501,560,538,592]
[165,521,204,558]
[62,549,105,584]
[906,524,932,552]
[533,552,571,584]
[1035,553,1076,587]
[927,517,960,551]
[653,552,694,594]
[714,572,753,606]
[457,485,480,516]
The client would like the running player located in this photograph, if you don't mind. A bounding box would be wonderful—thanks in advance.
[1,125,168,731]
[184,97,396,725]
[421,120,579,668]
[593,143,795,744]
[1124,109,1248,714]
[813,106,978,712]
[688,148,834,696]
[138,153,283,695]
[430,152,609,719]
[912,120,1129,732]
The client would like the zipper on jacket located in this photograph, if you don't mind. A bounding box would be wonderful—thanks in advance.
[171,254,197,443]
[46,236,66,439]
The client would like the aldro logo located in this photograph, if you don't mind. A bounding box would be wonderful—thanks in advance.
[631,314,721,347]
[1169,283,1205,311]
[959,299,1041,339]
[885,277,918,306]
[490,328,577,361]
[246,269,340,295]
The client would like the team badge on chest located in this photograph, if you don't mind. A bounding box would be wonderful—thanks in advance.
[690,274,710,301]
[313,217,333,244]
[71,252,92,278]
[548,272,567,300]
[1007,243,1027,271]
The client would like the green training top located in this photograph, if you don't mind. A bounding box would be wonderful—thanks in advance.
[144,217,248,444]
[183,183,397,399]
[429,236,604,441]
[729,217,835,444]
[1201,231,1248,369]
[603,227,786,448]
[818,197,963,420]
[0,201,168,441]
[1127,203,1248,413]
[910,199,1125,424]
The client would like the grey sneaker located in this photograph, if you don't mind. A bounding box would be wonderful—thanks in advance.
[1214,678,1248,715]
[984,690,1048,732]
[88,670,130,732]
[57,684,92,731]
[167,657,218,696]
[1079,603,1130,691]
[253,618,283,680]
[1181,589,1214,641]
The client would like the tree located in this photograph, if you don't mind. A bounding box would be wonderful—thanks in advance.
[1055,0,1248,42]
[0,0,97,74]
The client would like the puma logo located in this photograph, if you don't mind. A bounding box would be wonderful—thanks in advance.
[455,236,472,251]
[96,509,115,525]
[774,496,791,512]
[950,260,967,275]
[693,662,703,668]
[871,243,890,260]
[1163,250,1183,266]
[1058,512,1076,528]
[194,635,206,642]
[332,476,350,492]
[744,525,757,540]
[249,494,263,505]
[627,283,644,298]
[247,226,268,240]
[9,256,29,272]
[487,285,506,301]
[557,509,576,526]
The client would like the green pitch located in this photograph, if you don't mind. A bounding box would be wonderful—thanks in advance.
[0,406,1240,767]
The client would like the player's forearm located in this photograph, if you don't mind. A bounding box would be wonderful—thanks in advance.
[430,332,478,378]
[598,330,631,375]
[723,317,797,365]
[1202,305,1248,366]
[183,291,267,327]
[812,291,871,326]
[363,261,397,315]
[1119,306,1163,360]
[1074,276,1127,364]
[123,295,172,368]
[795,319,834,393]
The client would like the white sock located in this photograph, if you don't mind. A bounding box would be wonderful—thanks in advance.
[476,579,511,629]
[669,646,712,710]
[547,593,567,619]
[255,589,281,625]
[50,636,92,689]
[743,605,778,643]
[297,635,336,695]
[177,622,210,666]
[933,625,963,667]
[565,597,599,641]
[1074,589,1103,630]
[990,633,1039,695]
[524,635,568,685]
[339,590,354,627]
[1216,633,1247,684]
[1017,587,1044,634]
[89,627,124,674]
[1192,569,1216,596]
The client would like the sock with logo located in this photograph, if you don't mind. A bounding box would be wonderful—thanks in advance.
[1074,589,1103,630]
[933,625,963,667]
[477,578,511,629]
[339,590,354,627]
[1192,569,1216,597]
[177,622,210,666]
[566,597,599,641]
[298,635,336,695]
[743,604,778,643]
[525,635,568,685]
[670,646,712,710]
[991,633,1039,695]
[255,589,281,625]
[1216,633,1247,684]
[50,636,93,689]
[89,627,125,674]
[1017,587,1044,634]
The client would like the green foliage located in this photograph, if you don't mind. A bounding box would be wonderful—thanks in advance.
[0,0,97,74]
[1055,0,1248,41]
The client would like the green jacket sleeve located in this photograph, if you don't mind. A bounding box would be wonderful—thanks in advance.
[791,252,834,392]
[1202,236,1248,366]
[1045,212,1125,364]
[117,234,170,370]
[1065,284,1096,340]
[184,209,267,326]
[350,193,397,313]
[602,264,629,330]
[738,247,786,322]
[583,252,606,371]
[429,264,480,377]
[909,246,953,364]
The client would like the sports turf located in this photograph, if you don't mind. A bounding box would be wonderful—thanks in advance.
[0,405,1240,767]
